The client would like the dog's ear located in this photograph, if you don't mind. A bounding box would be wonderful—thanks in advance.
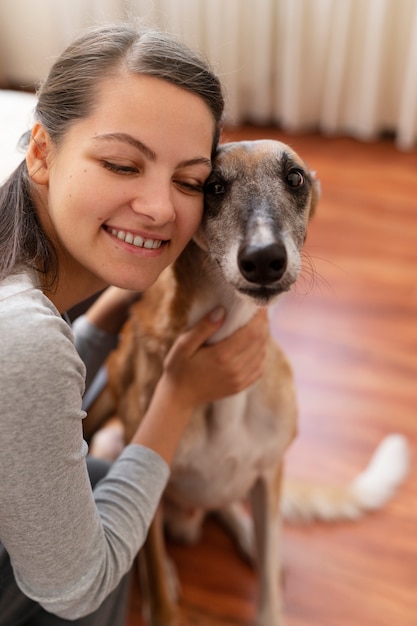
[308,172,321,219]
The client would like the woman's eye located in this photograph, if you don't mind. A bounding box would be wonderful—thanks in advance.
[175,180,204,194]
[286,169,305,188]
[103,161,138,175]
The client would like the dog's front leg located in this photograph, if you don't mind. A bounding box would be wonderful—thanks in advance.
[140,505,181,626]
[250,465,285,626]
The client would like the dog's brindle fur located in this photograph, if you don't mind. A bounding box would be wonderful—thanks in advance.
[98,140,319,625]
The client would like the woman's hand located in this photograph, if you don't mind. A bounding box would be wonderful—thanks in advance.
[131,307,269,464]
[163,307,269,408]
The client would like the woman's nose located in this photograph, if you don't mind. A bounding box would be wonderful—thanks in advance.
[130,178,175,224]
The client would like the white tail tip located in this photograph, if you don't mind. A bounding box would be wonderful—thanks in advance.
[352,434,411,510]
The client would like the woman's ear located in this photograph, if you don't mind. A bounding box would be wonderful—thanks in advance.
[26,122,52,185]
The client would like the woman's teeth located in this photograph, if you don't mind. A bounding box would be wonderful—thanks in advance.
[110,228,163,249]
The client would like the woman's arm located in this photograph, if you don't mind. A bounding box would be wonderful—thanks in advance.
[72,287,141,392]
[0,286,169,619]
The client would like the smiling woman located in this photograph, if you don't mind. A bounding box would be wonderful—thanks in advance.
[0,25,223,301]
[27,72,215,310]
[0,22,270,626]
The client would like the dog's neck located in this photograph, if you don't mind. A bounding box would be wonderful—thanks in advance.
[174,241,259,344]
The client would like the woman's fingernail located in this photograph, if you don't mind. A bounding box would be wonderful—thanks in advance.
[209,306,225,323]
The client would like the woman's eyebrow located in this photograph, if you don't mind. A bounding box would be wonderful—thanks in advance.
[93,132,156,160]
[92,132,212,170]
[177,156,212,170]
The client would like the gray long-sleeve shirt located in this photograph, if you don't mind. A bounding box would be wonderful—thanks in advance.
[0,270,169,619]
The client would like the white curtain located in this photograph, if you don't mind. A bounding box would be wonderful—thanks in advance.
[0,0,416,149]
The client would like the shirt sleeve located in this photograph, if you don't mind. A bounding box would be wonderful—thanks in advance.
[0,289,170,619]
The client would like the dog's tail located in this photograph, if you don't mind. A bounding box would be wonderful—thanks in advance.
[281,434,410,523]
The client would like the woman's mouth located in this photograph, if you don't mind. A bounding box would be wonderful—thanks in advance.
[105,226,166,250]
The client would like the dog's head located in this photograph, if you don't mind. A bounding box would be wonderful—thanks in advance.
[194,140,319,306]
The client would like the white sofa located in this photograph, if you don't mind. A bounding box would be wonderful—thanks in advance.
[0,89,37,183]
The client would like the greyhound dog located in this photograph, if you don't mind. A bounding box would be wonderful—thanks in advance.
[88,140,409,625]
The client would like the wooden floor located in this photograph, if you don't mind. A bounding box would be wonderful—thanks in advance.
[127,127,417,626]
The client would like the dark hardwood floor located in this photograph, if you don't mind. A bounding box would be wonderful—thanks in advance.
[127,127,417,625]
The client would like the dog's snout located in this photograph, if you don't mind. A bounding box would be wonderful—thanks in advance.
[238,242,287,285]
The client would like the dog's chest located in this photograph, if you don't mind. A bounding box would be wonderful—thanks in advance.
[168,385,292,509]
[165,252,295,509]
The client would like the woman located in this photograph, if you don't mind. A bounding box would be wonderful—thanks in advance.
[0,23,268,626]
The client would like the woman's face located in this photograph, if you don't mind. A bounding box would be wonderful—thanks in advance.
[31,73,215,304]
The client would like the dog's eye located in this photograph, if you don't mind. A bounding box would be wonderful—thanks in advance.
[286,169,305,188]
[205,181,226,195]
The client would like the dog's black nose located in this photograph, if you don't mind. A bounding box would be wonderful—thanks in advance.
[238,242,287,284]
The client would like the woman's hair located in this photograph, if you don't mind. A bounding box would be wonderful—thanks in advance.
[0,23,225,285]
